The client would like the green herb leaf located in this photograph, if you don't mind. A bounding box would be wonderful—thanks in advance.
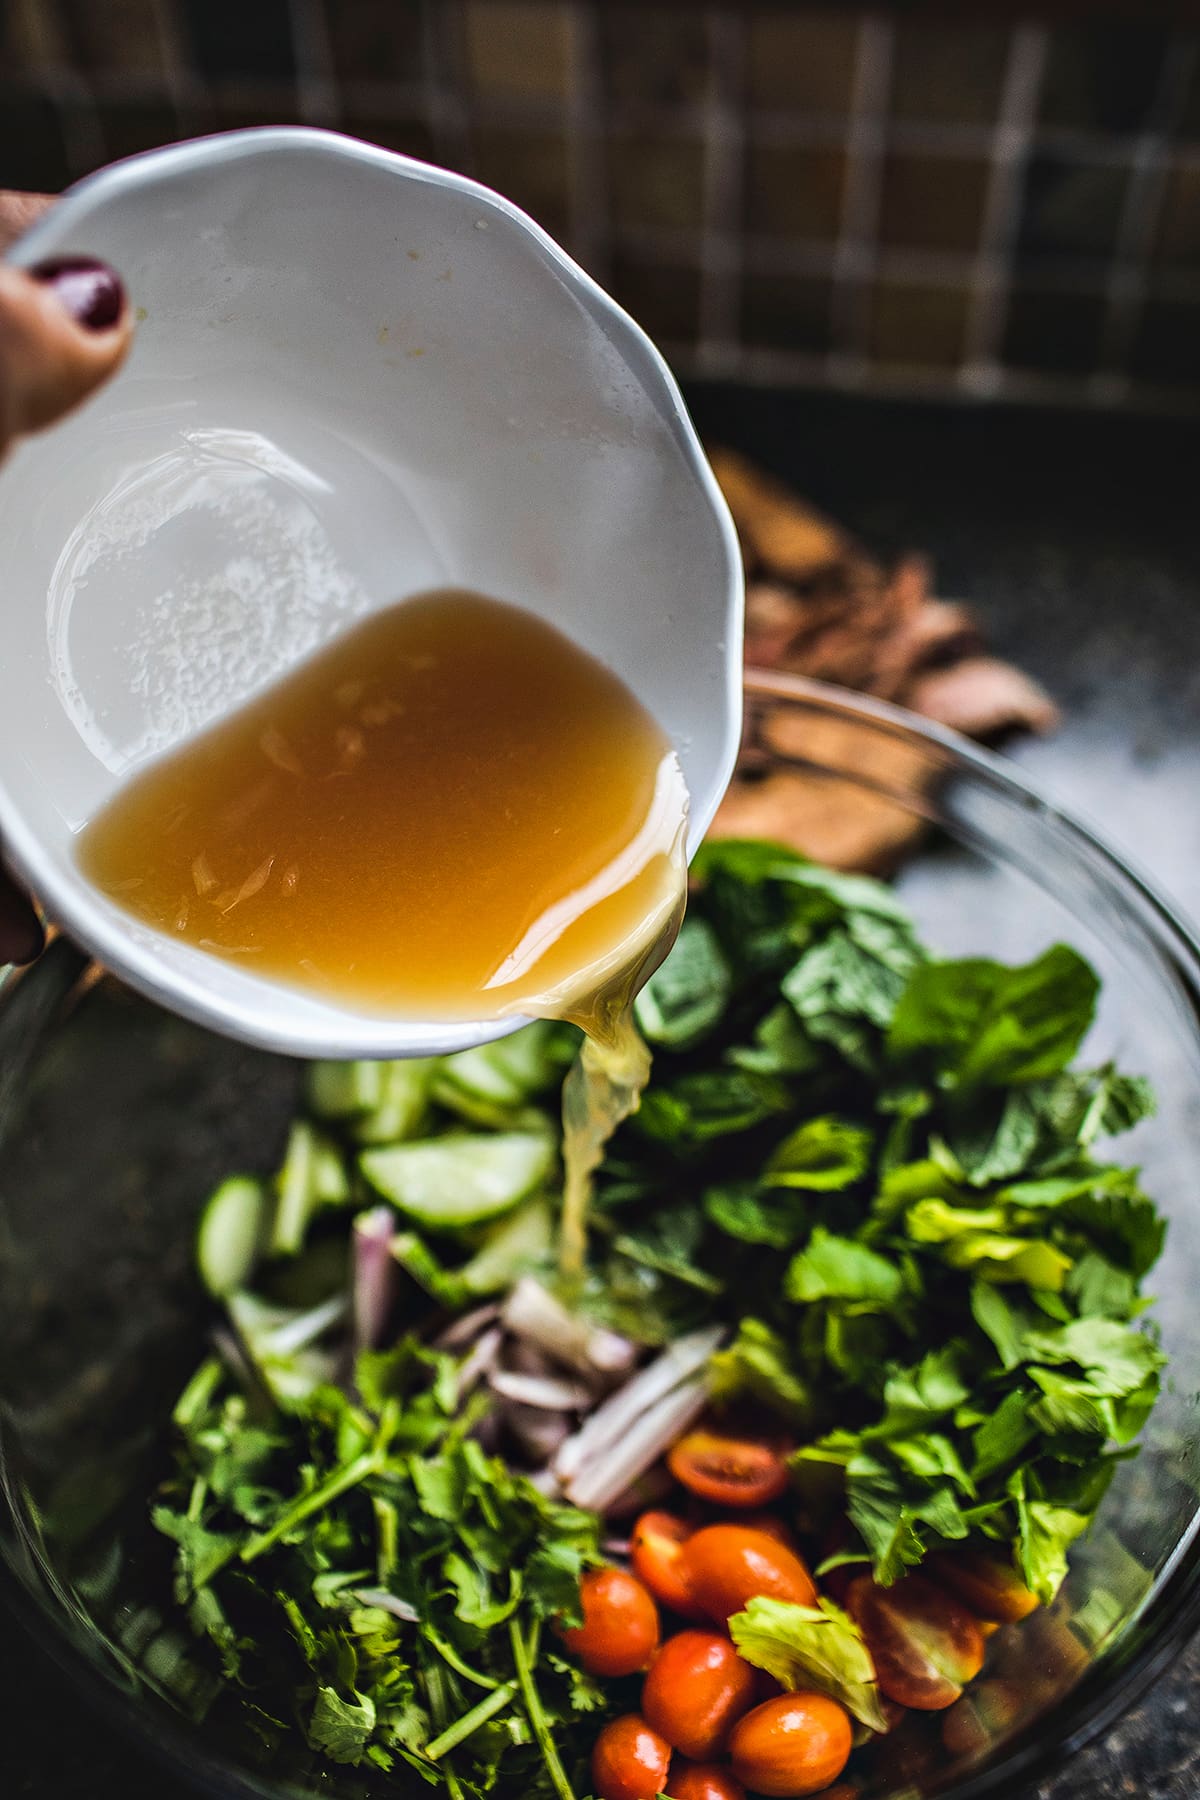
[308,1688,379,1764]
[635,917,732,1049]
[730,1595,889,1733]
[888,946,1098,1090]
[786,1228,905,1306]
[765,1117,874,1191]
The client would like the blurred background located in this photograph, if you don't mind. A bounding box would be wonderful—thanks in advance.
[2,0,1199,412]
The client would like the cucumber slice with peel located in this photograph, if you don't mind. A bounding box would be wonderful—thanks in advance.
[272,1122,351,1256]
[360,1131,554,1230]
[197,1176,268,1297]
[307,1059,388,1118]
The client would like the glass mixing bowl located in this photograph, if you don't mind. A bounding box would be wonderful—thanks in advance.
[3,672,1200,1800]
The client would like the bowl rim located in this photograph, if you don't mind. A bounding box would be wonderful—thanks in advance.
[5,671,1200,1799]
[0,124,745,1065]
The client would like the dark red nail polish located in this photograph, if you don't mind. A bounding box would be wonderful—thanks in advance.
[30,256,126,332]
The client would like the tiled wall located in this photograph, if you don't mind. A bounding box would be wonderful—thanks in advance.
[3,0,1199,410]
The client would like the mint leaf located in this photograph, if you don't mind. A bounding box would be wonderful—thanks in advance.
[704,1180,809,1249]
[1025,1317,1165,1397]
[870,1347,970,1436]
[709,1319,813,1425]
[888,945,1098,1089]
[783,932,911,1072]
[635,917,731,1049]
[636,1069,792,1145]
[970,1281,1034,1370]
[727,1003,820,1076]
[785,1228,905,1305]
[907,1199,1073,1291]
[1077,1066,1156,1146]
[971,1387,1038,1479]
[765,1117,874,1191]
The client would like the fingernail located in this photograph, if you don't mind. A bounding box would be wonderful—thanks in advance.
[30,256,126,332]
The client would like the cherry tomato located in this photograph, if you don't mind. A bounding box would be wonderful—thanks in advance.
[847,1573,984,1711]
[737,1511,797,1549]
[668,1431,789,1508]
[561,1567,660,1677]
[728,1692,853,1797]
[684,1524,817,1625]
[592,1714,673,1800]
[930,1550,1040,1624]
[665,1761,747,1800]
[641,1630,758,1760]
[631,1511,707,1621]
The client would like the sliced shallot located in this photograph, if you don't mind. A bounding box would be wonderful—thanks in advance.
[502,1276,638,1379]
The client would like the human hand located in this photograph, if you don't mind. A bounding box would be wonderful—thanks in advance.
[0,191,134,965]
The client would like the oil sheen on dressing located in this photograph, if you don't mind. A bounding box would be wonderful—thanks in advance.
[78,589,689,1276]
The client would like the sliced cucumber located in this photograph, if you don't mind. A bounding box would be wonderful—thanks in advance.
[360,1131,554,1230]
[272,1121,351,1256]
[313,1134,352,1205]
[307,1059,388,1118]
[460,1196,554,1296]
[435,1023,576,1125]
[197,1176,268,1297]
[349,1059,436,1145]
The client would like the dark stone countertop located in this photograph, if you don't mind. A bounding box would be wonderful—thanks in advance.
[4,386,1200,1797]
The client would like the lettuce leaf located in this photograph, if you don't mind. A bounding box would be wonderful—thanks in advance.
[730,1595,889,1733]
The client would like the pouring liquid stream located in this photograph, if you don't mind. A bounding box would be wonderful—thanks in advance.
[78,588,689,1277]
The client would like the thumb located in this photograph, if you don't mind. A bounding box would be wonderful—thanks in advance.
[0,257,132,449]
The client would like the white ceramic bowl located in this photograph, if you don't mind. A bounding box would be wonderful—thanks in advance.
[0,127,743,1060]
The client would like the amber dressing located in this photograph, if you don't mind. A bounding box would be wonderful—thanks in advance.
[79,588,688,1275]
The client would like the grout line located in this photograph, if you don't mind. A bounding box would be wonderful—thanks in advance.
[960,22,1048,392]
[667,339,1200,419]
[421,0,473,173]
[695,4,744,366]
[288,0,340,129]
[606,220,1200,306]
[16,60,1200,172]
[66,76,1141,167]
[564,0,608,281]
[35,0,104,178]
[829,10,894,383]
[1092,30,1199,396]
[42,76,105,180]
[150,0,210,137]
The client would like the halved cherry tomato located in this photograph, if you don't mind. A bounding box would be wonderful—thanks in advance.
[665,1761,747,1800]
[847,1573,984,1711]
[668,1431,789,1508]
[684,1524,817,1625]
[631,1511,707,1621]
[592,1714,673,1800]
[561,1567,660,1677]
[641,1630,758,1760]
[930,1550,1040,1624]
[728,1692,853,1797]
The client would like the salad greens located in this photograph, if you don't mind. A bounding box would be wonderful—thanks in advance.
[153,839,1165,1793]
[158,1349,603,1794]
